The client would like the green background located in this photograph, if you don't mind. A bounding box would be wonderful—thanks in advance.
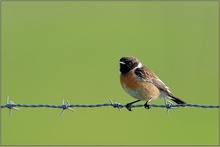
[1,1,219,146]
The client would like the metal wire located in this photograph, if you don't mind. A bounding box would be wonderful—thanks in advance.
[1,103,219,109]
[0,96,219,116]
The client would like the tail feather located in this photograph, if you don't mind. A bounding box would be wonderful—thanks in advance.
[168,93,186,104]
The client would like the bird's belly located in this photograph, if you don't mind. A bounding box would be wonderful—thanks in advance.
[120,72,160,100]
[123,85,147,100]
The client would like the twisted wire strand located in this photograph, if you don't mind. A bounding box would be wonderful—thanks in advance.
[1,96,218,116]
[1,103,219,109]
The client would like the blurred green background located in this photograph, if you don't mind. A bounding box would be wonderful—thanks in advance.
[1,1,219,146]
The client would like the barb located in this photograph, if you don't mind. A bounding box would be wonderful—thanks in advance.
[60,99,75,117]
[0,96,219,116]
[109,99,122,111]
[4,96,20,116]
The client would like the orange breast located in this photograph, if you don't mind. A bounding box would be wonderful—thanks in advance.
[120,71,160,100]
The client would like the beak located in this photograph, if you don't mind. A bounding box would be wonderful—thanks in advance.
[119,61,125,65]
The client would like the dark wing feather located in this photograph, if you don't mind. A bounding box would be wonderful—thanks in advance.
[134,66,169,92]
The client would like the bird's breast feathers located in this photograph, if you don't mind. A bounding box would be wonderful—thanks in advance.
[120,70,160,100]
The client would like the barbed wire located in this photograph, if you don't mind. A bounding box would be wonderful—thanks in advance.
[0,96,219,117]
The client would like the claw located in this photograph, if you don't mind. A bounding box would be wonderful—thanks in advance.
[144,103,151,109]
[125,103,132,111]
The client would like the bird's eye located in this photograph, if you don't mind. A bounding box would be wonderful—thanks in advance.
[129,61,133,65]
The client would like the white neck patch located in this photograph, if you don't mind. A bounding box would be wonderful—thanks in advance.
[133,62,143,70]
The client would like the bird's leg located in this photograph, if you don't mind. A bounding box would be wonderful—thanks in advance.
[144,99,152,109]
[126,100,141,111]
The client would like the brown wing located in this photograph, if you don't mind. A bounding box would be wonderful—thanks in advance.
[134,66,186,104]
[134,66,169,92]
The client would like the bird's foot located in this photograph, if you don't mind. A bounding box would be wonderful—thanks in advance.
[125,103,132,111]
[144,103,151,109]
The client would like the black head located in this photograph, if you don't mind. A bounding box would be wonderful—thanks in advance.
[119,56,140,74]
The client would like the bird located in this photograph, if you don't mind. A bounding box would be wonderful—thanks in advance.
[119,56,186,111]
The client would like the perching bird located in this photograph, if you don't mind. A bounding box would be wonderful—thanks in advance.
[119,56,186,111]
